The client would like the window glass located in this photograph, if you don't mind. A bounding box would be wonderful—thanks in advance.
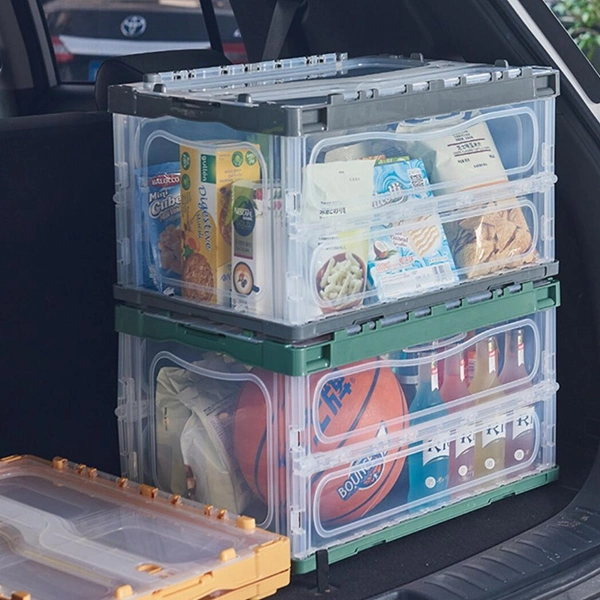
[39,0,246,82]
[546,0,600,72]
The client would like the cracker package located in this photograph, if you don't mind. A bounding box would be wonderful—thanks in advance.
[304,160,373,313]
[397,118,536,278]
[368,156,458,300]
[180,143,261,305]
[135,162,182,292]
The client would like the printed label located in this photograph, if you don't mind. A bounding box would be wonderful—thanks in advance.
[455,428,475,459]
[423,436,450,466]
[512,408,535,439]
[337,454,385,500]
[482,421,506,447]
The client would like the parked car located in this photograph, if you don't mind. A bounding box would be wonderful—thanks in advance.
[43,0,246,81]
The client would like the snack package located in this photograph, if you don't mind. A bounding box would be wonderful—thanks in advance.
[154,356,253,514]
[304,160,373,313]
[135,162,182,292]
[180,143,261,306]
[368,156,458,300]
[397,117,536,277]
[305,153,459,310]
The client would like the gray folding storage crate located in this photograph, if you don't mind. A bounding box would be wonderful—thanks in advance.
[109,53,558,340]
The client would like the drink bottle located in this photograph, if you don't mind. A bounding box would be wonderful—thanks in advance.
[408,360,449,504]
[440,351,474,488]
[471,337,506,477]
[499,328,535,468]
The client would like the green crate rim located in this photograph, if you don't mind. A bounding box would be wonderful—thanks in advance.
[115,279,560,376]
[292,466,559,574]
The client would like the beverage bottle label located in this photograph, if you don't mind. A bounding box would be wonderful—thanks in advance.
[482,421,506,447]
[455,428,475,458]
[423,436,450,465]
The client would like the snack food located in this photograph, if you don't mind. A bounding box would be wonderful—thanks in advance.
[367,156,458,301]
[180,143,261,305]
[397,117,536,278]
[316,252,366,310]
[135,162,182,291]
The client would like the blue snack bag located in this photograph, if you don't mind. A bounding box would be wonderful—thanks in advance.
[135,162,182,293]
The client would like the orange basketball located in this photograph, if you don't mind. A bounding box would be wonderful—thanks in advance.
[233,370,285,505]
[310,364,408,527]
[233,362,408,529]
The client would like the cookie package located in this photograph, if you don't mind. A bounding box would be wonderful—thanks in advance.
[135,162,182,292]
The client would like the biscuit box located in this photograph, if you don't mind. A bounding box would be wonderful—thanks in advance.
[180,143,261,306]
[135,162,182,292]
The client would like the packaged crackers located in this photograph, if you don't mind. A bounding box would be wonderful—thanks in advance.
[397,118,536,278]
[180,143,261,305]
[368,156,458,300]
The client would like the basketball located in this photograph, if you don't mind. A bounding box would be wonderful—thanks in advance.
[311,364,408,527]
[233,370,285,505]
[233,362,408,529]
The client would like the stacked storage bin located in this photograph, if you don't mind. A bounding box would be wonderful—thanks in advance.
[109,53,560,572]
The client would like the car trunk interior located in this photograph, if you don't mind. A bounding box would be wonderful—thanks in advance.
[2,0,600,597]
[212,0,600,595]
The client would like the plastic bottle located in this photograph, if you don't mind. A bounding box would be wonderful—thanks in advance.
[440,351,474,488]
[408,359,449,505]
[470,337,506,477]
[499,328,535,468]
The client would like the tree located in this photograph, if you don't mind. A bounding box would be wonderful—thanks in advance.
[552,0,600,61]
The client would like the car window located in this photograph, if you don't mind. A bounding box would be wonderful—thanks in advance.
[39,0,246,83]
[546,0,600,74]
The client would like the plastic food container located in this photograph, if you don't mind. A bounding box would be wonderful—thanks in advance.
[115,279,559,569]
[0,455,290,600]
[110,53,558,340]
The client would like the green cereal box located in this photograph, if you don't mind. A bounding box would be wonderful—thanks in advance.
[231,180,272,316]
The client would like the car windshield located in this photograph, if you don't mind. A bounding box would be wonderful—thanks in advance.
[40,0,245,83]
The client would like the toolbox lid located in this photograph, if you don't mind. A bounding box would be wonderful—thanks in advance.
[0,455,290,600]
[108,53,559,135]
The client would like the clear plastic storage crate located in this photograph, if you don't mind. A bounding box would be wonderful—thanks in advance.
[116,287,558,566]
[0,455,290,600]
[110,54,558,339]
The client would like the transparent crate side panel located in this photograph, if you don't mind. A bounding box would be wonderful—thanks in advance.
[284,98,556,324]
[281,309,557,558]
[290,387,555,559]
[117,332,286,534]
[113,113,278,312]
[114,95,555,330]
[117,307,556,559]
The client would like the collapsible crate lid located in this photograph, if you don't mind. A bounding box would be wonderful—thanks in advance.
[108,53,559,135]
[115,277,560,376]
[0,455,290,600]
